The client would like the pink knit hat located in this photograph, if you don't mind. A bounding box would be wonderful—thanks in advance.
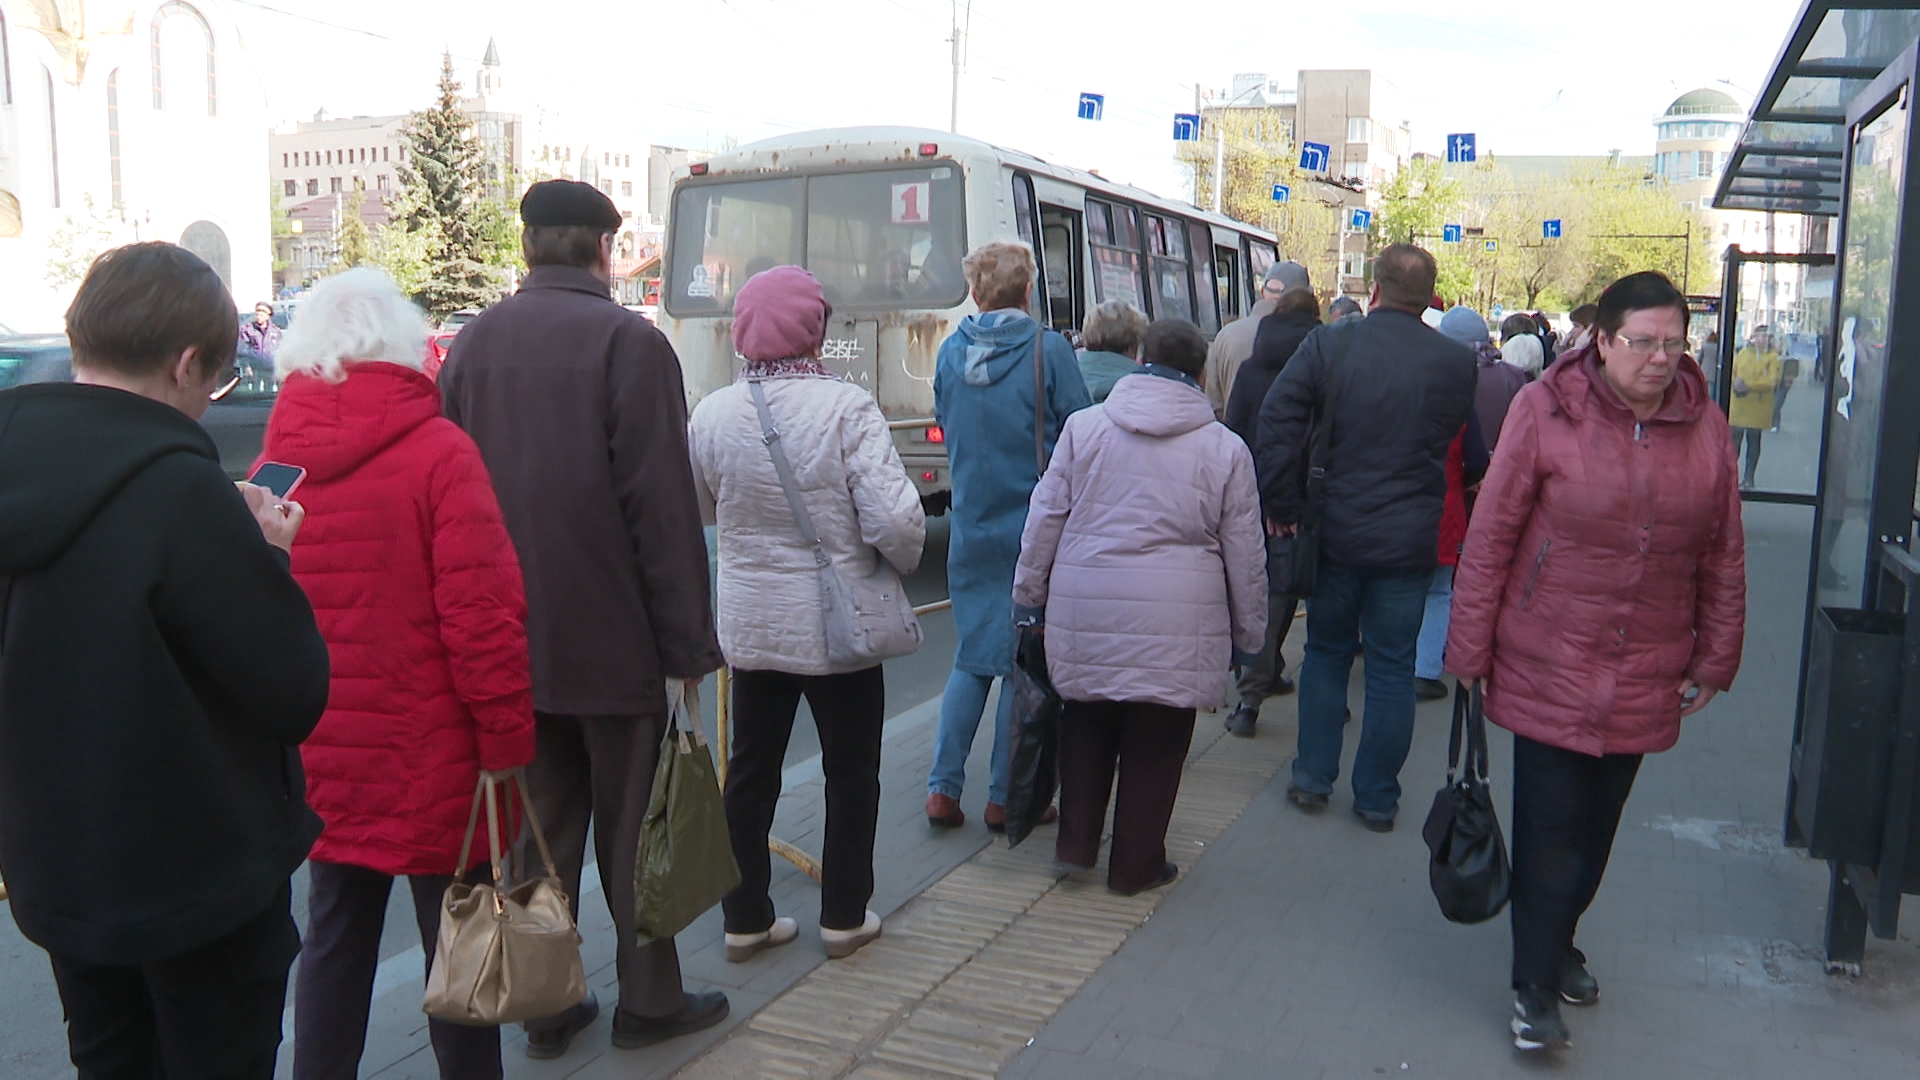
[733,265,830,361]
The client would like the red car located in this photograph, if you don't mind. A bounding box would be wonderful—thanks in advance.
[424,309,482,379]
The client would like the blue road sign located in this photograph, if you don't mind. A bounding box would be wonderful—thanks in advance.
[1299,141,1331,173]
[1349,207,1372,231]
[1447,133,1477,164]
[1271,184,1291,203]
[1485,239,1500,253]
[1077,93,1104,121]
[1443,224,1464,244]
[1543,218,1563,240]
[1173,113,1202,141]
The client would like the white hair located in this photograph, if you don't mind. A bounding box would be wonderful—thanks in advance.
[275,267,431,382]
[1501,333,1543,378]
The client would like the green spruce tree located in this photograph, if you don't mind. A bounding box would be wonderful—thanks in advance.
[392,52,504,319]
[334,182,372,271]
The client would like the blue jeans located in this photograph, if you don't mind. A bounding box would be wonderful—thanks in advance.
[1292,562,1431,821]
[1415,565,1455,681]
[927,668,1014,805]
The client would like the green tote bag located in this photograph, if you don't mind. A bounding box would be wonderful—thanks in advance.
[632,684,741,947]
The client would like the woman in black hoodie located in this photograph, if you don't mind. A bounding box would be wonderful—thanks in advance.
[0,243,330,1079]
[1220,286,1322,737]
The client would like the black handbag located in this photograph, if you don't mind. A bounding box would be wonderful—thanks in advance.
[1284,324,1357,598]
[1421,683,1512,924]
[1002,621,1062,848]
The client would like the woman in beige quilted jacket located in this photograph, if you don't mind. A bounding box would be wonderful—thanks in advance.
[688,266,925,963]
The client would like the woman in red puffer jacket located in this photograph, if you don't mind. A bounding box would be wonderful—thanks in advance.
[259,269,534,1080]
[1447,272,1744,1053]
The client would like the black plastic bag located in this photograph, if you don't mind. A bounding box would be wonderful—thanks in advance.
[1003,622,1061,848]
[1421,683,1511,924]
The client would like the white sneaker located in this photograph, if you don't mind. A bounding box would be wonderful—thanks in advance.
[725,916,798,963]
[820,910,883,959]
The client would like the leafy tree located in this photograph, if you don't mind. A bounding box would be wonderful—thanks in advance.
[334,183,371,271]
[44,194,127,287]
[386,52,508,318]
[1179,109,1344,302]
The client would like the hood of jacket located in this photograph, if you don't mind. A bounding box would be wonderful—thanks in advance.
[1102,368,1216,437]
[1538,342,1709,427]
[0,384,218,575]
[263,362,444,484]
[953,310,1041,386]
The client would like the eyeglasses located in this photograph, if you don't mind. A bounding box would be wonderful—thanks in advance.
[1612,335,1689,358]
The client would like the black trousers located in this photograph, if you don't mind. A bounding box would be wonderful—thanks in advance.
[1055,699,1196,894]
[519,710,686,1023]
[47,884,301,1080]
[723,666,885,933]
[292,861,500,1080]
[1509,734,1643,991]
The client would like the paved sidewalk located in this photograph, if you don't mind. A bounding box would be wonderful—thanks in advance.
[1004,503,1920,1078]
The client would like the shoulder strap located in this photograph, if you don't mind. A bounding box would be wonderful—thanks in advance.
[748,380,832,572]
[1033,328,1048,475]
[1301,322,1358,527]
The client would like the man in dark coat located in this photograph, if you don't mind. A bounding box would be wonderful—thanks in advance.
[441,181,728,1058]
[1220,285,1322,737]
[0,243,330,1077]
[1255,244,1477,831]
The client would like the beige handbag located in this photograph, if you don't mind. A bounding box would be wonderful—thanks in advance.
[423,771,587,1026]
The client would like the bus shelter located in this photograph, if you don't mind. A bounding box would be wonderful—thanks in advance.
[1716,1,1920,972]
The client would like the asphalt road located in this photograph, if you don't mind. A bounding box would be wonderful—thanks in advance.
[0,518,958,1077]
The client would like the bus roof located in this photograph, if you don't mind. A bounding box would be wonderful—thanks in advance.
[717,125,1277,243]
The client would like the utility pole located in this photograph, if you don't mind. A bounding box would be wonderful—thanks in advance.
[948,0,964,134]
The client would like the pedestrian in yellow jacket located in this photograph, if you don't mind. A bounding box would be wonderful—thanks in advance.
[1729,328,1781,489]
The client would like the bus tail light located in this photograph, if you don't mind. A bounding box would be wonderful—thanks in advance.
[918,143,939,157]
[689,162,709,176]
[922,471,938,482]
[925,425,945,444]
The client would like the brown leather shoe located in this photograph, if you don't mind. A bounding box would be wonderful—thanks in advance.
[984,801,1057,833]
[926,792,964,828]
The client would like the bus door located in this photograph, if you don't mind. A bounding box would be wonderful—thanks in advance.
[1212,229,1245,324]
[1038,206,1085,334]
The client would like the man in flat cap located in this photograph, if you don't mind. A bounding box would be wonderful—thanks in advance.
[441,179,728,1057]
[1207,260,1311,421]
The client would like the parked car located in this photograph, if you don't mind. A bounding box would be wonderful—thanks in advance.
[0,333,271,478]
[424,309,483,380]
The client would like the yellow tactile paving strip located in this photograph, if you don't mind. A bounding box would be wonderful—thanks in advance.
[677,720,1293,1080]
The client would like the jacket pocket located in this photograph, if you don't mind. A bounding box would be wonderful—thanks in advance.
[1519,540,1551,610]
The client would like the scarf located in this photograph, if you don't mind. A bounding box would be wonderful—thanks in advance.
[742,356,834,381]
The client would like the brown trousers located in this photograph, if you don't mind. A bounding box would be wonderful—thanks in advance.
[1055,700,1197,893]
[518,710,685,1025]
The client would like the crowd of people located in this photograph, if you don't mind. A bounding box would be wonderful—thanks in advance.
[0,175,1747,1077]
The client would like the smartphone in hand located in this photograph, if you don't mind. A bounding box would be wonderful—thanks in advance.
[248,461,307,501]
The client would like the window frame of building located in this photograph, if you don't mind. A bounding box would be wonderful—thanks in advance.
[284,179,297,197]
[330,177,343,194]
[1347,116,1371,144]
[150,1,216,116]
[306,178,318,196]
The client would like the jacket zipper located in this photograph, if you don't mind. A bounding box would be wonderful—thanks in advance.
[1520,539,1551,609]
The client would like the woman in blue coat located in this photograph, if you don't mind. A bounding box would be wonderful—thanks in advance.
[925,241,1092,830]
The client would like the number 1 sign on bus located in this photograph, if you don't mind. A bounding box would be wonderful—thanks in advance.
[891,182,931,225]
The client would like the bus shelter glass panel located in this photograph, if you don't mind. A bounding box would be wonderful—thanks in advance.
[1718,255,1832,498]
[1817,93,1908,609]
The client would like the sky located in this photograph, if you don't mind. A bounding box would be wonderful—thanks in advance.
[229,0,1808,203]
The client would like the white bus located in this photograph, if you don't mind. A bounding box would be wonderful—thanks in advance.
[659,126,1282,508]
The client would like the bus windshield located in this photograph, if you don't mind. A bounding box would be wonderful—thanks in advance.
[668,164,967,315]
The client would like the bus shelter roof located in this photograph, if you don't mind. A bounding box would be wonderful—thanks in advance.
[1715,3,1920,216]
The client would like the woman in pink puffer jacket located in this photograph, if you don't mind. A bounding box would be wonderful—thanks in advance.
[1448,271,1744,1052]
[1014,319,1267,895]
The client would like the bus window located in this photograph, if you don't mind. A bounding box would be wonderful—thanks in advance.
[1188,221,1220,335]
[667,177,803,315]
[1040,206,1085,333]
[1214,245,1242,323]
[1145,213,1194,324]
[1012,172,1049,318]
[806,165,967,308]
[1087,199,1146,311]
[1248,239,1279,289]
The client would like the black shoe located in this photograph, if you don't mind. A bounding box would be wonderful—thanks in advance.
[1113,860,1178,896]
[524,991,600,1060]
[1225,704,1258,738]
[1511,985,1571,1051]
[1561,948,1599,1006]
[1354,807,1394,833]
[610,990,730,1049]
[1286,784,1329,814]
[1415,677,1449,701]
[1272,673,1297,696]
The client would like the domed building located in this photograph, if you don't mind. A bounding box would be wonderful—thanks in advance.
[1655,87,1807,330]
[0,0,270,329]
